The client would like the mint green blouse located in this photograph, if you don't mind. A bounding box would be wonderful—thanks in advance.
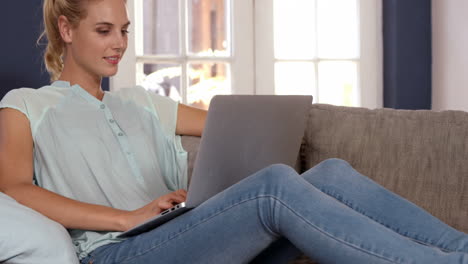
[0,81,188,260]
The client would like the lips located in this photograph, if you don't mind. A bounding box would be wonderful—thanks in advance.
[103,55,121,65]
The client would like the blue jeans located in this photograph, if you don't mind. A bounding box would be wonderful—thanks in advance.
[81,159,468,264]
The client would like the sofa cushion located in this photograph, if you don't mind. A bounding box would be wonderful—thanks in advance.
[303,104,468,233]
[0,192,79,264]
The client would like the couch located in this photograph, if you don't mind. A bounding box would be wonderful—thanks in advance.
[181,103,468,264]
[1,103,467,263]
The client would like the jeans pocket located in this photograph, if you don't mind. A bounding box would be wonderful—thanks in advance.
[80,243,117,264]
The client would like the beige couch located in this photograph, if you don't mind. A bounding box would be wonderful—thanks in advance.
[181,103,468,264]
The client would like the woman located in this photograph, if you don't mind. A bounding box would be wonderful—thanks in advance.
[0,0,467,263]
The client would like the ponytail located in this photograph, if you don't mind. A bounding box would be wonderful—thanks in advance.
[38,0,86,81]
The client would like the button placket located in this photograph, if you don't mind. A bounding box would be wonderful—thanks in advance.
[102,106,123,137]
[71,86,145,185]
[101,106,143,184]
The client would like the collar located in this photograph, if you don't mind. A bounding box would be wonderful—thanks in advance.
[51,80,72,88]
[51,80,107,106]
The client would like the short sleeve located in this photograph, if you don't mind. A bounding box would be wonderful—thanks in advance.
[116,86,179,137]
[0,89,29,119]
[146,91,179,136]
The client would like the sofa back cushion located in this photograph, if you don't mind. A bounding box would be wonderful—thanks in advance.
[303,104,468,233]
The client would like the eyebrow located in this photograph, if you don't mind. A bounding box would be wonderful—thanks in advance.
[95,21,131,27]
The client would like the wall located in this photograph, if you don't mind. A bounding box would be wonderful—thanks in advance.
[0,1,109,100]
[0,0,50,99]
[432,0,468,111]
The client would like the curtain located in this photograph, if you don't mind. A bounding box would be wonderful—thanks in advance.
[383,0,432,109]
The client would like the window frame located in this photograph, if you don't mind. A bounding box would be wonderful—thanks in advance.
[254,0,382,108]
[111,0,255,102]
[111,0,382,108]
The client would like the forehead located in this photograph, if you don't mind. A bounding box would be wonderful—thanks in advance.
[82,0,129,25]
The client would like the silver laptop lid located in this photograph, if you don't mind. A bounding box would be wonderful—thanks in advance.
[186,95,312,207]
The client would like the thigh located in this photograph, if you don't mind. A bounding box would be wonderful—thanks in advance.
[82,168,285,264]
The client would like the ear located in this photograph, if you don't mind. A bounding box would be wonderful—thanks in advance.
[58,15,73,43]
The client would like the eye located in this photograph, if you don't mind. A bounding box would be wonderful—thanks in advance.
[122,29,130,35]
[97,30,110,35]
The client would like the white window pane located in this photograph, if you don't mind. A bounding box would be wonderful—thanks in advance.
[188,0,231,57]
[140,64,182,102]
[143,0,180,55]
[188,62,231,109]
[275,62,316,96]
[274,0,316,59]
[318,61,358,106]
[317,0,358,58]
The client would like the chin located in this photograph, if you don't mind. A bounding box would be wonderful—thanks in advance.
[100,69,119,78]
[102,73,118,78]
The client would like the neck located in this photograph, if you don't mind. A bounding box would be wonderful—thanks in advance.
[59,64,105,101]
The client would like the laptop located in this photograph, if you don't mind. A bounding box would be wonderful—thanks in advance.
[118,95,312,238]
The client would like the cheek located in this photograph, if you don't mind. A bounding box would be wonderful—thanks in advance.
[73,38,103,59]
[85,39,109,59]
[123,36,129,52]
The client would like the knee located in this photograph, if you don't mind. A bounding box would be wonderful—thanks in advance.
[318,158,352,171]
[267,163,298,174]
[302,158,355,185]
[257,164,299,185]
[267,164,299,178]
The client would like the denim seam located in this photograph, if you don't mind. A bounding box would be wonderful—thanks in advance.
[269,196,402,264]
[119,196,276,263]
[119,195,399,264]
[319,188,451,253]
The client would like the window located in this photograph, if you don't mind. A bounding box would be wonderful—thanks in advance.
[112,0,382,108]
[276,0,360,106]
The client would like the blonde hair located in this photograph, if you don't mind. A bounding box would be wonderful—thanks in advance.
[38,0,88,82]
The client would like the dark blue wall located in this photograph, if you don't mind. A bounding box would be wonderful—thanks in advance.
[0,1,109,100]
[383,0,432,109]
[1,0,50,99]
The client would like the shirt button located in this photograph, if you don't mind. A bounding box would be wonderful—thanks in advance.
[109,119,115,123]
[100,104,105,109]
[118,132,124,136]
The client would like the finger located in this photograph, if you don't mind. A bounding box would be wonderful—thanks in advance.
[166,191,186,201]
[175,189,188,199]
[158,200,175,210]
[167,193,186,204]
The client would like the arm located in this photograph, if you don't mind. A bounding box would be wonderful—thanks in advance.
[176,103,207,137]
[0,108,128,231]
[0,109,186,232]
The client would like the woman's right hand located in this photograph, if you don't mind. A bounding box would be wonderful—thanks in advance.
[119,189,187,232]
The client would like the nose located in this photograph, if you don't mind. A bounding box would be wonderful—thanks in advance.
[112,30,127,52]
